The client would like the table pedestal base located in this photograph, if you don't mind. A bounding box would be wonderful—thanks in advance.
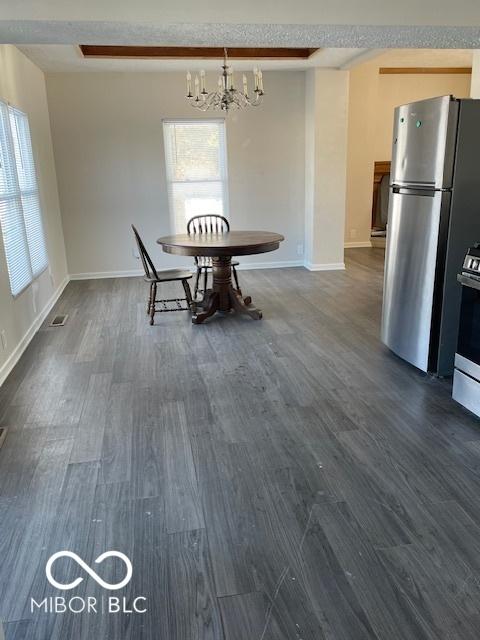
[192,256,262,324]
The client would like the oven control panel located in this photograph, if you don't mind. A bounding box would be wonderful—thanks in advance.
[462,244,480,281]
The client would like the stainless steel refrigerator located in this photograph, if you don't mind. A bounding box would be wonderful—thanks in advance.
[381,95,480,376]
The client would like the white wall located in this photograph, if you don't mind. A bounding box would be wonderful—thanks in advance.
[375,73,471,159]
[344,58,379,247]
[46,71,305,277]
[471,51,480,98]
[305,69,349,270]
[0,45,68,383]
[345,60,471,245]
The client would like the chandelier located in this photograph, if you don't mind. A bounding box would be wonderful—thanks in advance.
[186,48,264,112]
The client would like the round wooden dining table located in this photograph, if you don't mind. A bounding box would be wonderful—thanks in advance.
[157,230,284,324]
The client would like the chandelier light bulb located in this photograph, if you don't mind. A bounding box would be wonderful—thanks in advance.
[253,67,259,91]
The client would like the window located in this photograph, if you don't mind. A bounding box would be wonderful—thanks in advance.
[0,101,48,296]
[163,120,228,233]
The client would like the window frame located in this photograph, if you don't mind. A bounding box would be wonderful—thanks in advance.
[0,99,48,298]
[162,118,230,234]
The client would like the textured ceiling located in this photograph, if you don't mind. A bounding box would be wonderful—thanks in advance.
[1,22,480,50]
[2,0,480,26]
[18,45,473,74]
[17,45,369,73]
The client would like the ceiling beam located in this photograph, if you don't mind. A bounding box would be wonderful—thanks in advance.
[2,22,480,49]
[79,45,319,59]
[379,66,472,74]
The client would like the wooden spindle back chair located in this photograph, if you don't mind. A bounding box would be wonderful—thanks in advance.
[132,224,159,280]
[186,215,241,299]
[187,214,230,235]
[131,224,194,325]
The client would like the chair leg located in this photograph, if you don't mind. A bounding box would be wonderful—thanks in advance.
[150,282,157,325]
[232,266,242,296]
[182,279,194,310]
[194,267,201,301]
[203,267,208,296]
[147,282,153,315]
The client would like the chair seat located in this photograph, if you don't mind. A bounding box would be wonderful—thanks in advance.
[197,257,239,268]
[144,269,192,283]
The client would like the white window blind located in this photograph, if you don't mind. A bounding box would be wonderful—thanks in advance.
[0,101,48,296]
[163,120,228,233]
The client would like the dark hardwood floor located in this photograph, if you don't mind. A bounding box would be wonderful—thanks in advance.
[1,248,480,639]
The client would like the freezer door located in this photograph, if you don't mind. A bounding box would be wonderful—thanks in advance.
[381,188,443,372]
[390,96,458,189]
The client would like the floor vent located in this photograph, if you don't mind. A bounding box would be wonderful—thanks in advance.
[0,427,7,450]
[50,314,68,327]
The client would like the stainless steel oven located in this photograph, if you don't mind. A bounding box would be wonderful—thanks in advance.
[453,245,480,416]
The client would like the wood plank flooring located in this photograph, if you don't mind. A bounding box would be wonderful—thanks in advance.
[1,248,480,639]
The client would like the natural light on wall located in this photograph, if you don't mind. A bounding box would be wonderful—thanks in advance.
[0,101,48,297]
[163,120,229,233]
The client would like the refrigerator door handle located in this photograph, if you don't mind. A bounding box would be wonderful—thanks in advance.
[392,184,436,197]
[391,183,451,195]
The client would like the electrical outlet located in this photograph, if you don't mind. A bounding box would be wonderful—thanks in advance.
[350,229,357,239]
[0,330,7,351]
[132,247,140,260]
[296,244,304,256]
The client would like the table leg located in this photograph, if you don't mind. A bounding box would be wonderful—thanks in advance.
[192,290,219,324]
[191,256,262,324]
[230,288,262,320]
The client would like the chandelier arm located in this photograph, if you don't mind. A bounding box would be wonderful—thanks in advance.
[186,50,264,113]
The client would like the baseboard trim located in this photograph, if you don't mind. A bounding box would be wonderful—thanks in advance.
[344,241,372,248]
[70,269,145,280]
[69,260,305,280]
[371,237,386,248]
[235,260,304,271]
[0,275,70,387]
[304,262,345,271]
